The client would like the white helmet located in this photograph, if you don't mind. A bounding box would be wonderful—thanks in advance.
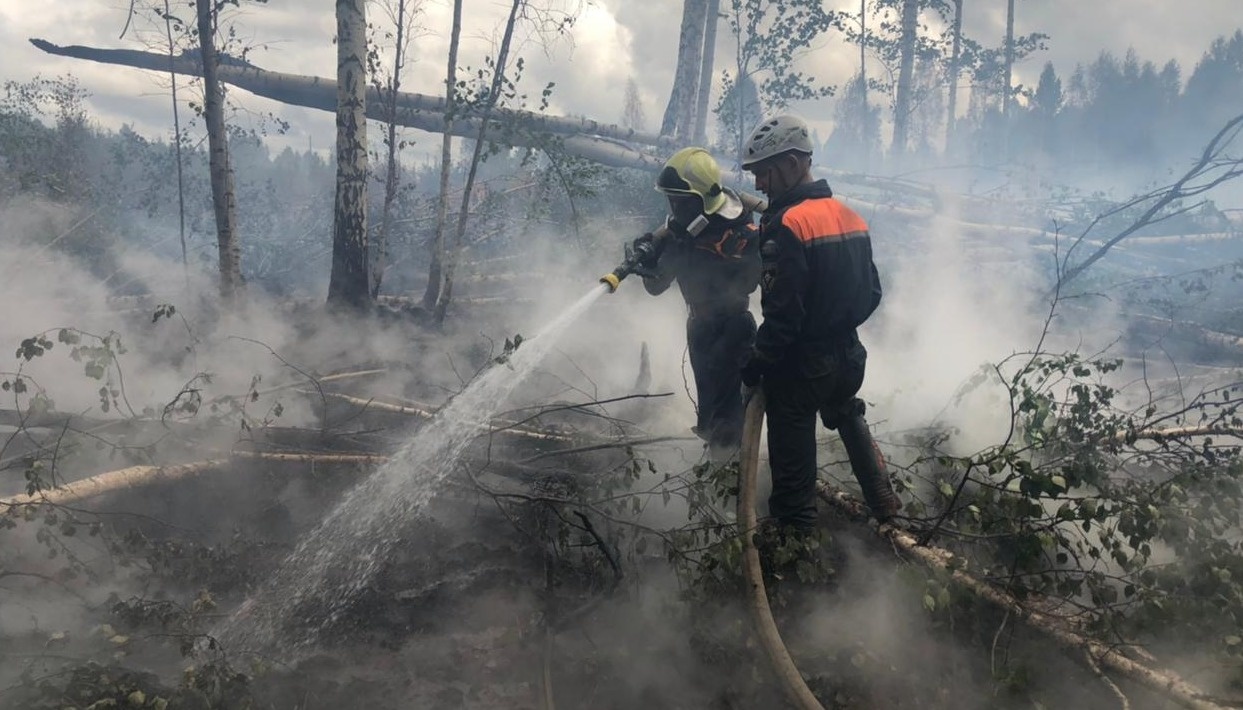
[740,114,814,168]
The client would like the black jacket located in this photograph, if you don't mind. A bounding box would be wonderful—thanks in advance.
[752,179,882,374]
[642,212,761,319]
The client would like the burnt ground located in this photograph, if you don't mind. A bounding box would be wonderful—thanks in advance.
[0,447,1198,710]
[3,303,1239,709]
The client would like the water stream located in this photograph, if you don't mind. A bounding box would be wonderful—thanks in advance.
[217,284,609,651]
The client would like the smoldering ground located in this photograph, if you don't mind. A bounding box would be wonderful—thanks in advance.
[3,156,1243,710]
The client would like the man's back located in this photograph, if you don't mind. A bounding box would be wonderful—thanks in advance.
[755,179,882,375]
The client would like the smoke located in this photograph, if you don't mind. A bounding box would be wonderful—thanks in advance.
[1,144,1232,708]
[858,193,1132,459]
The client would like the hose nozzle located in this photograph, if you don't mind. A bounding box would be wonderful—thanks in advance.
[599,238,656,294]
[600,272,622,293]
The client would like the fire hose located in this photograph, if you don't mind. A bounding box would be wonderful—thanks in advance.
[737,389,825,710]
[598,191,768,293]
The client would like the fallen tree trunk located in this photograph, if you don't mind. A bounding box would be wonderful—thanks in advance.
[315,391,579,443]
[228,450,388,465]
[29,39,667,171]
[518,435,696,464]
[1125,313,1243,355]
[1112,425,1243,444]
[817,482,1234,710]
[27,38,1009,208]
[1,460,229,508]
[0,409,115,430]
[2,450,588,509]
[1136,425,1243,439]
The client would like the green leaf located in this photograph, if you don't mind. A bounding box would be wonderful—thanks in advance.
[922,593,936,612]
[1050,475,1067,491]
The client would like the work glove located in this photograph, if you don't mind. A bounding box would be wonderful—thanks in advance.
[629,233,661,278]
[633,233,661,265]
[740,356,769,388]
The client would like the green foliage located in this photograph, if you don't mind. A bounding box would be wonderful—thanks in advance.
[914,350,1243,665]
[715,0,839,159]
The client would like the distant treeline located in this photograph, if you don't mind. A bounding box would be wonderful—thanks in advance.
[826,30,1243,188]
[0,76,661,296]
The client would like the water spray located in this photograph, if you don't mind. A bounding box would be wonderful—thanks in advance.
[599,190,768,293]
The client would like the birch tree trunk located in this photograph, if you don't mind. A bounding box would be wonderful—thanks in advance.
[945,0,963,153]
[372,0,410,299]
[859,0,869,169]
[433,0,523,325]
[693,0,719,145]
[327,0,371,309]
[195,0,242,301]
[164,0,189,287]
[661,0,707,141]
[891,0,919,158]
[1002,0,1015,158]
[422,0,463,310]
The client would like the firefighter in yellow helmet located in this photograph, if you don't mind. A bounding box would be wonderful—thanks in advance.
[631,147,761,457]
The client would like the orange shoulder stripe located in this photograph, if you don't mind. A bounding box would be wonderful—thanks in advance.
[780,198,869,244]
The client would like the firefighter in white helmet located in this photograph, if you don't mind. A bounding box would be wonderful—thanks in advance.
[738,114,900,528]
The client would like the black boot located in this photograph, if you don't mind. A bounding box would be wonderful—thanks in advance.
[835,399,901,522]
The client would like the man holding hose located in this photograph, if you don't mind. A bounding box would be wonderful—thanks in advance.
[629,147,761,459]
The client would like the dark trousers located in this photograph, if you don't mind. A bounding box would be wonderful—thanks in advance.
[687,311,756,450]
[763,339,867,530]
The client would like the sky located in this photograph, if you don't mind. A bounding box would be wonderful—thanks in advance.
[0,0,1239,161]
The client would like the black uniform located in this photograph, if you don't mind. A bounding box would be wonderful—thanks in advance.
[746,179,898,529]
[642,211,761,451]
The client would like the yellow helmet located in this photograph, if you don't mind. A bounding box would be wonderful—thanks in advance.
[655,147,728,215]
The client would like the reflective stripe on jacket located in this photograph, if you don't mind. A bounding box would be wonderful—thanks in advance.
[754,179,882,373]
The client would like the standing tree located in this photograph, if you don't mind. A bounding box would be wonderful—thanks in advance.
[1028,60,1061,156]
[890,0,919,157]
[693,0,721,145]
[161,0,190,285]
[661,0,708,141]
[433,0,525,325]
[327,0,371,309]
[944,0,963,153]
[836,0,874,169]
[369,0,419,298]
[621,77,646,131]
[195,0,243,301]
[420,0,463,310]
[717,0,838,163]
[858,0,869,165]
[714,72,761,157]
[825,73,880,171]
[1001,0,1015,156]
[906,56,945,157]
